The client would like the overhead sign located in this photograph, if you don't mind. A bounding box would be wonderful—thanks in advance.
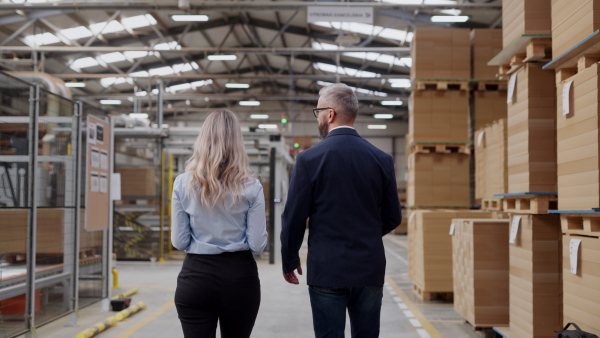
[307,6,373,24]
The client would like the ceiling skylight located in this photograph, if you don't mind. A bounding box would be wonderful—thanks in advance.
[155,41,181,50]
[124,51,152,59]
[172,62,199,73]
[166,80,213,93]
[316,81,387,97]
[100,77,127,88]
[312,22,413,43]
[389,79,411,88]
[314,63,380,78]
[99,52,127,64]
[313,42,412,68]
[89,20,125,35]
[23,32,60,46]
[71,57,99,69]
[149,66,176,76]
[60,26,93,40]
[121,14,157,30]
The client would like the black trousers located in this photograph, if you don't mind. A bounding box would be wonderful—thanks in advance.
[175,250,261,338]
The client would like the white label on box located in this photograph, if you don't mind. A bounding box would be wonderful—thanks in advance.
[477,131,485,147]
[408,212,416,226]
[570,238,582,274]
[563,80,573,116]
[507,73,517,104]
[509,215,521,244]
[449,223,455,236]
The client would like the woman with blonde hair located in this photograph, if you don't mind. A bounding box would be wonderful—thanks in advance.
[171,109,268,338]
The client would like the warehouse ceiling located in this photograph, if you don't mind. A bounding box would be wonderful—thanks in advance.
[0,0,502,129]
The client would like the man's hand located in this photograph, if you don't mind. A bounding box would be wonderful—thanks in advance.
[283,265,303,285]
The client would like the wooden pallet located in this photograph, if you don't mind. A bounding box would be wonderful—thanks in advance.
[493,37,552,80]
[557,212,600,237]
[499,193,557,214]
[412,283,453,301]
[545,30,600,82]
[481,197,503,211]
[414,79,469,91]
[475,81,508,91]
[408,142,470,154]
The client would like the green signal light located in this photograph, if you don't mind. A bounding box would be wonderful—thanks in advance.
[281,118,288,123]
[294,143,300,148]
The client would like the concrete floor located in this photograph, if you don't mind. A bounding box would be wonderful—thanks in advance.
[19,235,481,338]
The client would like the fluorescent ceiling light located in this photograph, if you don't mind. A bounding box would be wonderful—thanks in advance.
[250,114,269,119]
[71,57,99,69]
[122,14,157,30]
[90,20,125,35]
[430,15,469,23]
[23,32,60,46]
[170,14,210,22]
[374,114,394,119]
[240,101,260,106]
[367,125,387,130]
[312,42,412,68]
[65,82,86,88]
[100,100,122,105]
[208,55,237,61]
[381,100,403,106]
[99,52,126,63]
[312,22,413,43]
[60,26,93,40]
[225,83,250,89]
[129,113,149,119]
[389,79,411,88]
[316,81,387,97]
[258,124,278,129]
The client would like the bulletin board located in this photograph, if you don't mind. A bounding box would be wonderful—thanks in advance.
[85,115,111,231]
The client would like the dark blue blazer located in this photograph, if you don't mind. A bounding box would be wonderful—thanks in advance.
[280,127,402,287]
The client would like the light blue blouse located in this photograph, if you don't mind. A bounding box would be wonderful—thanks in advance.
[171,172,268,255]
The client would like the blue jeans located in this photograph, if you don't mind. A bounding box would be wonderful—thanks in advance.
[308,285,383,338]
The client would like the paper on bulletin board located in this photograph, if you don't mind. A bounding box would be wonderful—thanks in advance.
[111,173,121,201]
[509,215,521,244]
[570,238,582,274]
[562,80,573,116]
[449,223,455,236]
[507,73,517,104]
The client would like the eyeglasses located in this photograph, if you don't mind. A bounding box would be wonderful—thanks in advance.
[313,107,332,118]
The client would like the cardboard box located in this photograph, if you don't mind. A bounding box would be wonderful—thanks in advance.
[562,234,600,334]
[507,63,557,194]
[408,210,503,293]
[115,167,157,197]
[0,208,65,255]
[452,218,510,327]
[475,119,508,200]
[503,0,552,49]
[556,64,600,210]
[552,0,600,58]
[411,28,471,81]
[474,91,508,131]
[510,214,563,337]
[472,29,504,79]
[406,152,470,207]
[409,90,469,144]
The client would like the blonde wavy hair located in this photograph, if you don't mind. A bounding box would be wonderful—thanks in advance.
[185,110,251,209]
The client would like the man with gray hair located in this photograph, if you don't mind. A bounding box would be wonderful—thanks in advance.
[281,83,402,337]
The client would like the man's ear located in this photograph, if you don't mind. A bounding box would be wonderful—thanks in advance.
[328,110,336,123]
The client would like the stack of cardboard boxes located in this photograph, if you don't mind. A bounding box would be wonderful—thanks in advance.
[548,0,600,333]
[475,119,508,205]
[451,218,510,328]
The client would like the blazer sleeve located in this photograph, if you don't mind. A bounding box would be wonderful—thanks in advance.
[280,155,312,274]
[171,175,191,251]
[381,156,402,236]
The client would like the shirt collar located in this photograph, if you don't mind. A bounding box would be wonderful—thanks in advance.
[329,126,355,132]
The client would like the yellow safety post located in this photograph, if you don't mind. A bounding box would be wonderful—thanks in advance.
[111,288,139,300]
[158,149,166,262]
[167,152,174,258]
[111,268,119,288]
[75,316,117,338]
[115,301,147,321]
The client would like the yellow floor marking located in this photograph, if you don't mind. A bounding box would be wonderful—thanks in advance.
[114,299,175,338]
[385,276,443,338]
